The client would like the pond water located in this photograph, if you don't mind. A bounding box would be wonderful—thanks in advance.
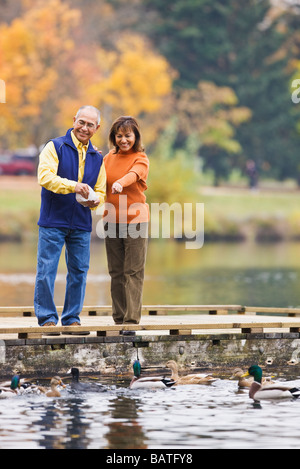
[1,374,300,450]
[1,239,300,309]
[1,239,300,449]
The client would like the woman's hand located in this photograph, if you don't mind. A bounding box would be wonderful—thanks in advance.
[112,182,123,194]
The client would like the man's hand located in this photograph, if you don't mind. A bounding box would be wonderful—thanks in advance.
[84,199,100,209]
[75,182,90,199]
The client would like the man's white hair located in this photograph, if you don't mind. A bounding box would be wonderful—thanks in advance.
[75,105,101,125]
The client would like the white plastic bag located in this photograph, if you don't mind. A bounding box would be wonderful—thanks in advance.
[76,185,100,207]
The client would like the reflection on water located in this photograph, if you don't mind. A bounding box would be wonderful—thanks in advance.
[1,240,300,308]
[1,377,300,449]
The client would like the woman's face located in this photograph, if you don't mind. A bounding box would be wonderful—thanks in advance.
[115,127,136,153]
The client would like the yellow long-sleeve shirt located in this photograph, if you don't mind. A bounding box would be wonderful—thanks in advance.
[38,130,106,209]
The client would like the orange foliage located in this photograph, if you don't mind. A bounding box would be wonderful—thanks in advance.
[0,0,81,147]
[0,1,173,150]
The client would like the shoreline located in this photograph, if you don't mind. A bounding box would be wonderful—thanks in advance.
[1,175,300,243]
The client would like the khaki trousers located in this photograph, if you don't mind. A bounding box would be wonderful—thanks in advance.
[104,223,148,325]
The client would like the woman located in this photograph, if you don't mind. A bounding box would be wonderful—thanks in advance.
[104,116,149,335]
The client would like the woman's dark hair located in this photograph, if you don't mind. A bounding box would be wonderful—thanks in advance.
[108,116,144,153]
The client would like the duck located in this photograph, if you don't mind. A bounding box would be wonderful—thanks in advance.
[129,360,176,390]
[242,365,300,402]
[0,388,17,398]
[229,367,275,388]
[0,373,31,390]
[45,376,66,397]
[2,374,48,396]
[0,375,19,398]
[67,367,107,393]
[0,374,24,398]
[166,360,217,385]
[14,375,49,395]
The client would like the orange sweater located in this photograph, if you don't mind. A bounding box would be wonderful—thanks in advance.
[104,149,149,223]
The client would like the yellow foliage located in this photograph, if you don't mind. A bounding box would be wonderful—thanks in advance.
[58,34,174,149]
[0,0,81,147]
[103,34,173,115]
[85,34,174,118]
[0,0,246,160]
[0,0,174,150]
[176,81,251,153]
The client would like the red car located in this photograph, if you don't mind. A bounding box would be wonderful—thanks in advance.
[0,154,37,175]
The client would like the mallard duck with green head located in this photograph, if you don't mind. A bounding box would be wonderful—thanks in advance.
[0,374,21,398]
[1,374,48,396]
[242,365,300,402]
[129,360,176,390]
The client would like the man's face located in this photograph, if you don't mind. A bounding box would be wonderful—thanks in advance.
[73,109,100,145]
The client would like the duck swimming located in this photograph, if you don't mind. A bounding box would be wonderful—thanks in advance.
[45,376,66,397]
[3,374,49,395]
[0,374,37,398]
[0,375,20,398]
[129,360,176,390]
[67,367,107,393]
[0,388,17,398]
[166,360,217,385]
[242,365,300,402]
[230,367,275,388]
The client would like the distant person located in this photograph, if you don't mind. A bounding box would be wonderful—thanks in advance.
[104,116,149,335]
[34,105,106,334]
[246,159,258,189]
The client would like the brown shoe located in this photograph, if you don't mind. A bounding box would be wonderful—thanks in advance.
[42,322,60,336]
[64,322,90,336]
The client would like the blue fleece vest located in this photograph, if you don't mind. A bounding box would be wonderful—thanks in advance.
[38,128,103,232]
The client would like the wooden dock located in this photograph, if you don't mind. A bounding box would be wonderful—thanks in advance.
[2,304,300,378]
[2,304,300,339]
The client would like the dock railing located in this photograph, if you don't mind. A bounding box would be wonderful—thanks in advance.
[1,304,300,317]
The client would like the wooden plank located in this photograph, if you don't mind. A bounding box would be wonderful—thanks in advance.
[0,318,297,339]
[18,332,43,339]
[241,327,264,333]
[1,309,300,338]
[0,304,244,317]
[0,307,36,317]
[4,304,300,318]
[0,321,294,332]
[142,305,242,314]
[244,306,300,316]
[97,330,120,337]
[208,309,229,315]
[170,329,192,335]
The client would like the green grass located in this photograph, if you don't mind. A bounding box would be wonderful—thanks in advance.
[198,187,300,242]
[0,179,40,240]
[199,188,300,217]
[0,192,40,213]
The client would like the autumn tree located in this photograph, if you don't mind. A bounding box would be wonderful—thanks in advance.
[0,0,174,151]
[146,81,251,199]
[58,33,174,149]
[141,0,300,181]
[0,0,81,148]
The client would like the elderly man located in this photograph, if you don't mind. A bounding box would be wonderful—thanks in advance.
[34,105,106,334]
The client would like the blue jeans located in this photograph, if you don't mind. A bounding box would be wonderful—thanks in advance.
[34,226,91,326]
